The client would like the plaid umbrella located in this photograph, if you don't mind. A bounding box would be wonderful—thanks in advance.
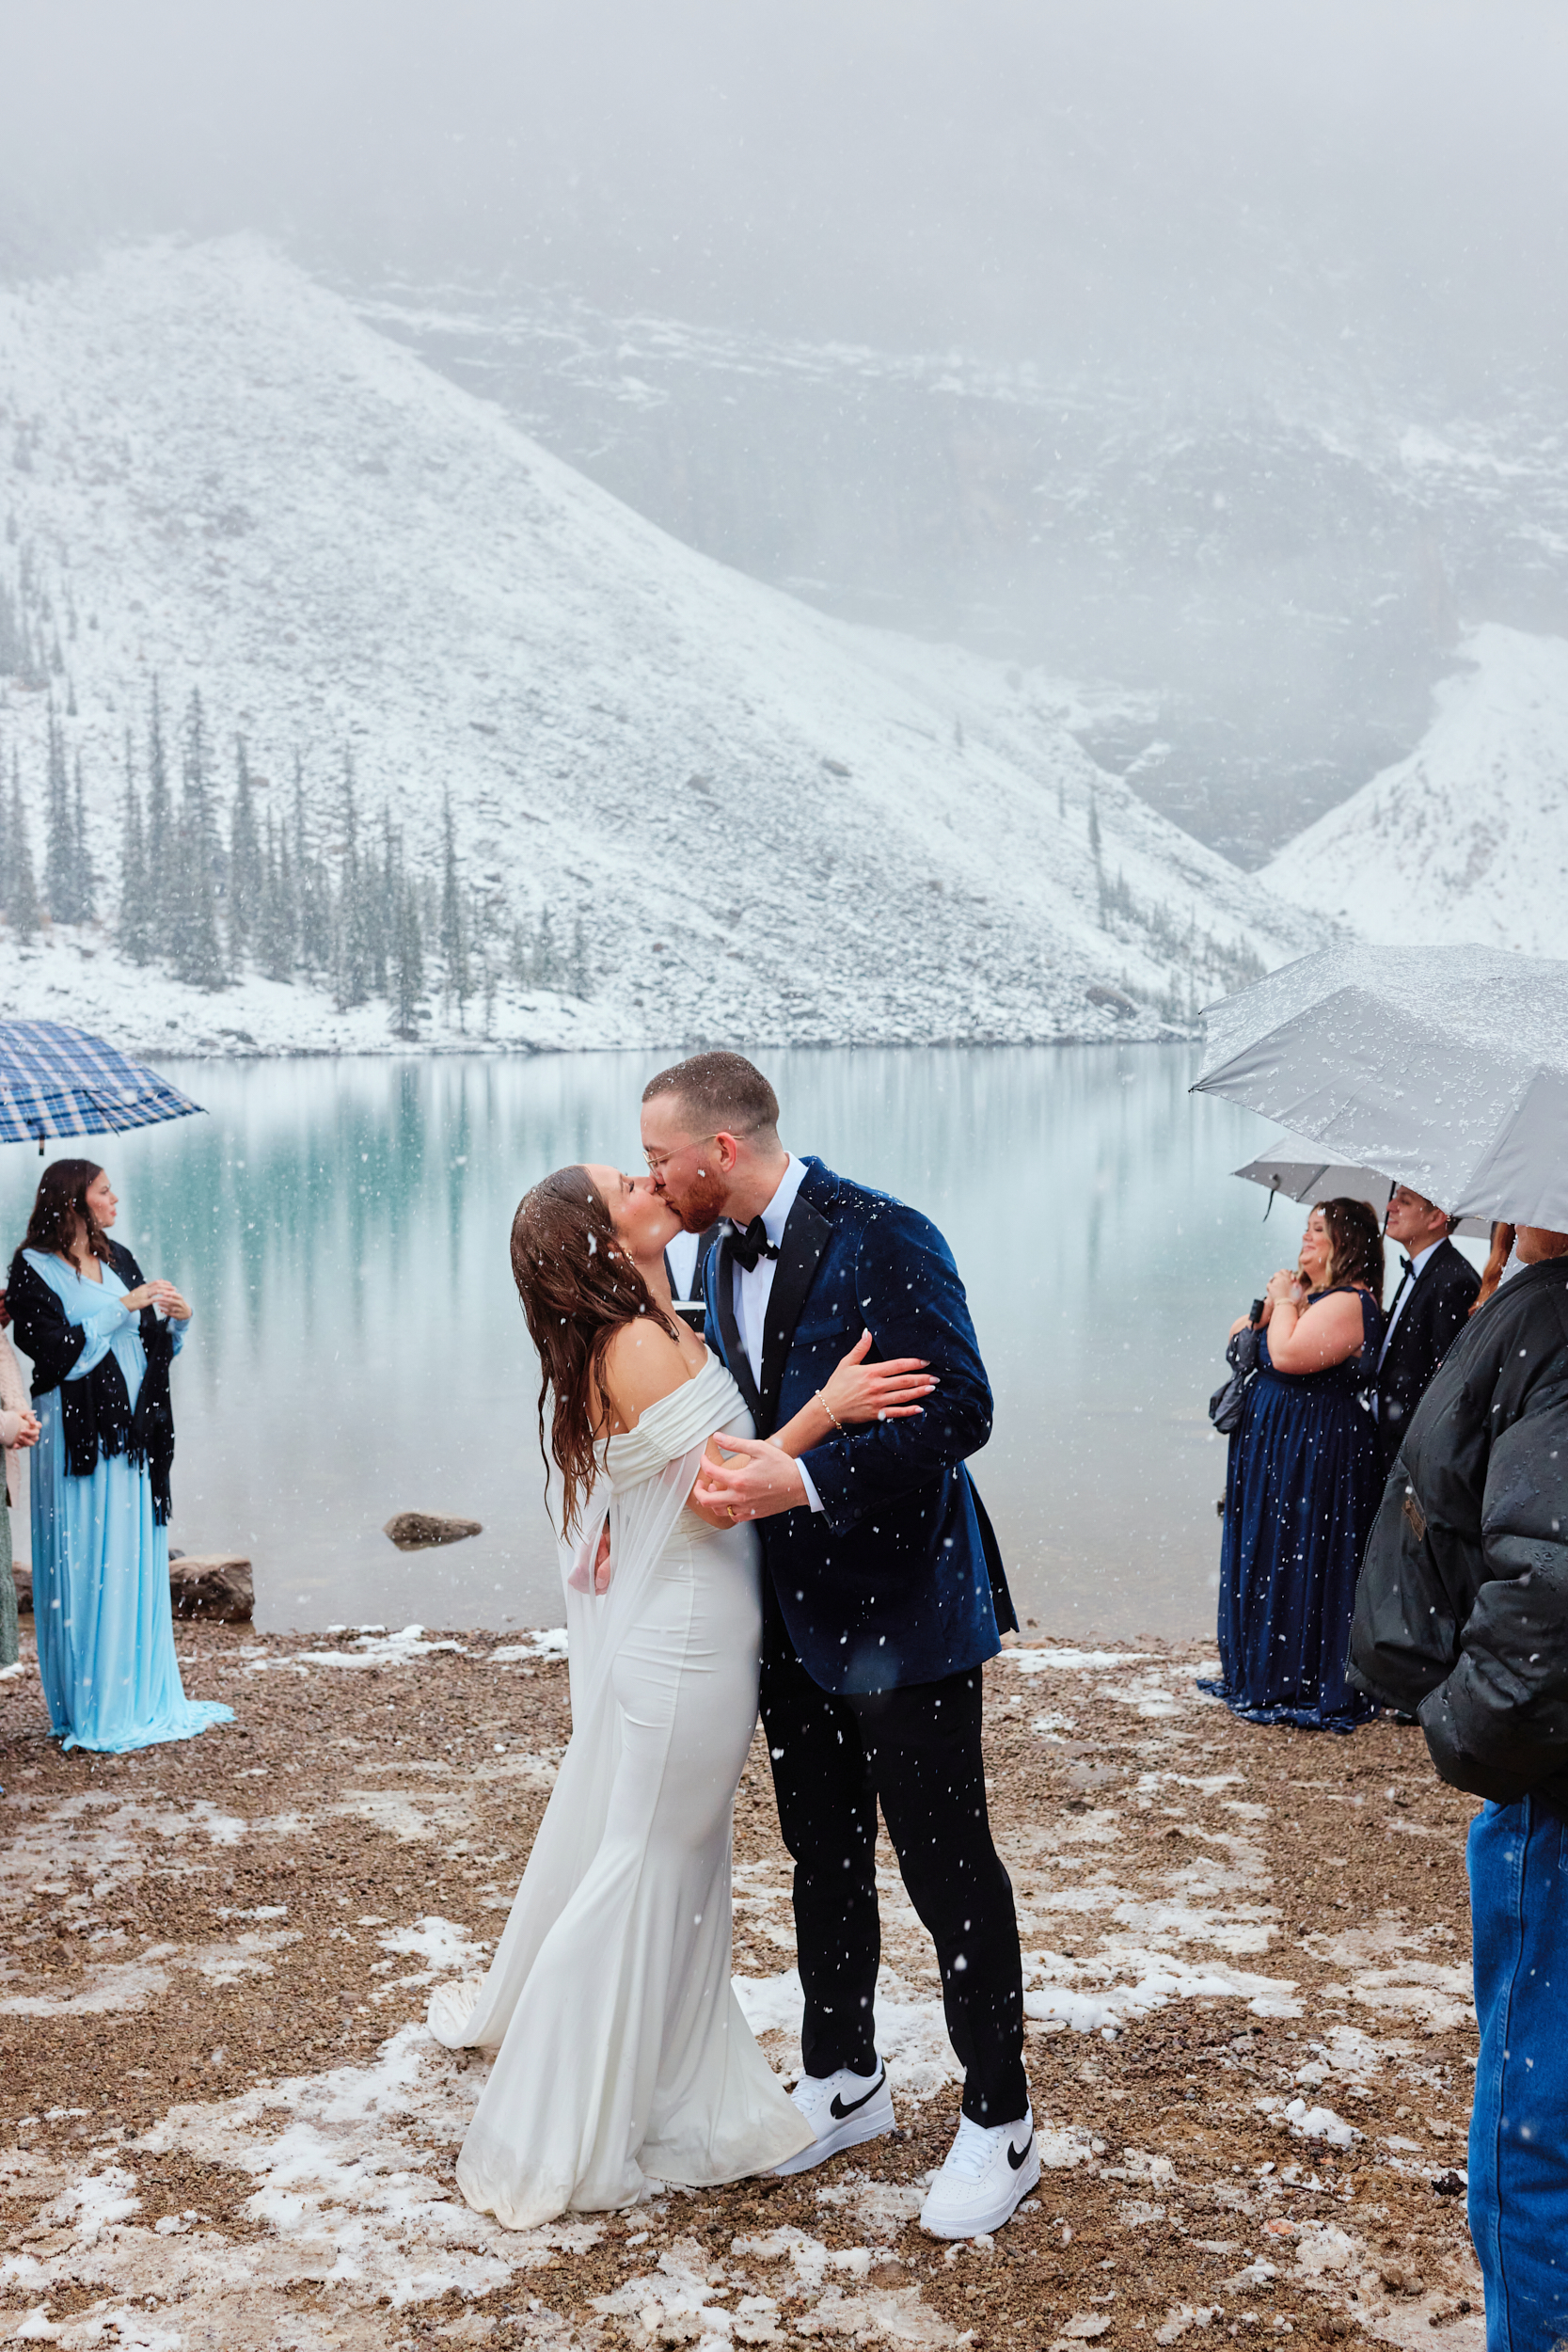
[0,1021,204,1154]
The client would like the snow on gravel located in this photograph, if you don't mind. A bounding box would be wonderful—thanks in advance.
[0,1623,1487,2348]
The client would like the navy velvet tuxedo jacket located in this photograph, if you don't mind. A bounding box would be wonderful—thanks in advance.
[1374,1236,1481,1476]
[703,1155,1009,1694]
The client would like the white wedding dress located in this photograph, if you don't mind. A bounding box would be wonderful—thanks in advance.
[429,1352,812,2227]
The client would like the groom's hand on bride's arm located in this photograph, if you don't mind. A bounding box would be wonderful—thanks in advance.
[690,1435,810,1522]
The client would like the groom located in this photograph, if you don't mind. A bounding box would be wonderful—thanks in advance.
[641,1052,1037,2239]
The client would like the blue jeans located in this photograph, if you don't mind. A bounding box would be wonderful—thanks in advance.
[1468,1798,1568,2351]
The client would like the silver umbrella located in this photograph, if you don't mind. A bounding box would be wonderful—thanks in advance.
[1195,944,1568,1230]
[1230,1150,1489,1235]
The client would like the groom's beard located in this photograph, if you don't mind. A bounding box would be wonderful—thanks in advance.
[669,1168,729,1232]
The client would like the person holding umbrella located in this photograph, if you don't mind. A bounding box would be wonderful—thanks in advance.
[1371,1184,1479,1474]
[5,1160,231,1753]
[1351,1225,1568,2347]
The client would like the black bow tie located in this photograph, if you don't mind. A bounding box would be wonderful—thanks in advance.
[1402,1255,1414,1275]
[729,1216,780,1273]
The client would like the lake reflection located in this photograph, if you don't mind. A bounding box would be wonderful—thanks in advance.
[1,1047,1306,1638]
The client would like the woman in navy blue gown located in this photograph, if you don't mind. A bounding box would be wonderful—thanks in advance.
[1200,1197,1386,1733]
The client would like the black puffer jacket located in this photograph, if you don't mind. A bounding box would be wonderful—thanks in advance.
[1350,1258,1568,1819]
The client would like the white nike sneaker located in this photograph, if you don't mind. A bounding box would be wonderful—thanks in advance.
[771,2059,895,2176]
[919,2107,1040,2237]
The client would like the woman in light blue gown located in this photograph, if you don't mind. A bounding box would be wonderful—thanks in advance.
[5,1159,232,1755]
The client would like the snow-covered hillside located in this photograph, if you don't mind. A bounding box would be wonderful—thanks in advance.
[1259,626,1568,956]
[0,238,1313,1055]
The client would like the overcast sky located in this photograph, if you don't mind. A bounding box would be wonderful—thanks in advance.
[4,1,1565,394]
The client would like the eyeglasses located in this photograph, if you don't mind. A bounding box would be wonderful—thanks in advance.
[643,1135,718,1176]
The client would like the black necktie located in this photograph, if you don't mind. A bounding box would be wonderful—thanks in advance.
[730,1216,779,1273]
[1386,1256,1415,1320]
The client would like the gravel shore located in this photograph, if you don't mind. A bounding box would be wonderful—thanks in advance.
[0,1625,1483,2350]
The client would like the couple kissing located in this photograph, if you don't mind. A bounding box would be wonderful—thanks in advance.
[429,1052,1036,2239]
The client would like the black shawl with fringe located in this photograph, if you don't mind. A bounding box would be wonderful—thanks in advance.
[5,1241,177,1524]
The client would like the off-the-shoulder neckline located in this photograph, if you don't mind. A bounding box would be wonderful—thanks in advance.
[604,1349,728,1442]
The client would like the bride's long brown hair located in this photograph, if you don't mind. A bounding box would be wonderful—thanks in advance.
[511,1166,681,1534]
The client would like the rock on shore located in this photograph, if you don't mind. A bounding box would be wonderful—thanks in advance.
[168,1553,255,1623]
[383,1512,484,1550]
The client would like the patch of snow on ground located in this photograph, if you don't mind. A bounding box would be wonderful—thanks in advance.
[491,1629,571,1663]
[378,1915,492,1984]
[1006,1650,1151,1675]
[245,1626,470,1672]
[6,2027,601,2341]
[814,2169,927,2240]
[1024,1948,1300,2035]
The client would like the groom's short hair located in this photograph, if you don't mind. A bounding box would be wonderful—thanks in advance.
[643,1052,780,1140]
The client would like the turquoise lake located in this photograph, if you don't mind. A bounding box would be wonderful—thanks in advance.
[1,1046,1324,1639]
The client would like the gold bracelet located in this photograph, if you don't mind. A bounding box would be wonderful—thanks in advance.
[816,1389,848,1438]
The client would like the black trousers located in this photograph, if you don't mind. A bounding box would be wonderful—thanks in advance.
[758,1581,1028,2125]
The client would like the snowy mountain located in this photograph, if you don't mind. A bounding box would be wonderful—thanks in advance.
[0,237,1314,1056]
[360,277,1568,867]
[1259,626,1568,957]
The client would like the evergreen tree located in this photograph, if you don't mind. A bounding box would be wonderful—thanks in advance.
[390,872,425,1039]
[1088,787,1107,929]
[439,790,469,1025]
[533,905,558,989]
[571,914,590,999]
[176,687,226,987]
[72,753,95,922]
[335,750,372,1009]
[294,756,332,975]
[145,680,173,931]
[257,813,297,982]
[42,703,77,923]
[5,755,39,937]
[228,738,263,968]
[276,823,299,977]
[370,805,396,999]
[118,732,153,966]
[0,740,11,925]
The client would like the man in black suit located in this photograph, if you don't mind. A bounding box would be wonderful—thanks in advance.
[641,1052,1035,2241]
[1374,1184,1481,1476]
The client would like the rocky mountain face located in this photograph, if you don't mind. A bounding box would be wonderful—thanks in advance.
[0,238,1313,1057]
[356,277,1568,868]
[1260,624,1568,956]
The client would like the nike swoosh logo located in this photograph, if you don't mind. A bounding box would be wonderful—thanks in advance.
[1006,2132,1034,2171]
[829,2070,886,2121]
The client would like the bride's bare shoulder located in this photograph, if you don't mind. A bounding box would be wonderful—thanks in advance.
[600,1316,698,1431]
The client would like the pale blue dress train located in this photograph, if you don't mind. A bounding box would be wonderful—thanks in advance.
[24,1249,232,1755]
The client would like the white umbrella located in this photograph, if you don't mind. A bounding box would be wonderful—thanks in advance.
[1230,1151,1490,1236]
[1195,943,1568,1231]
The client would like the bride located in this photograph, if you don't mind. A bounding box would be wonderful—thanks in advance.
[430,1161,935,2229]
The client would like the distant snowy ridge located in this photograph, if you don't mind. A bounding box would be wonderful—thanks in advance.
[0,237,1315,1057]
[1260,625,1568,957]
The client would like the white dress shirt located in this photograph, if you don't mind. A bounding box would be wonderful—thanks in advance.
[728,1152,825,1512]
[665,1227,701,1299]
[1378,1237,1442,1370]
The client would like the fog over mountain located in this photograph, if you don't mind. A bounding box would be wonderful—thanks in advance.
[3,1,1564,864]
